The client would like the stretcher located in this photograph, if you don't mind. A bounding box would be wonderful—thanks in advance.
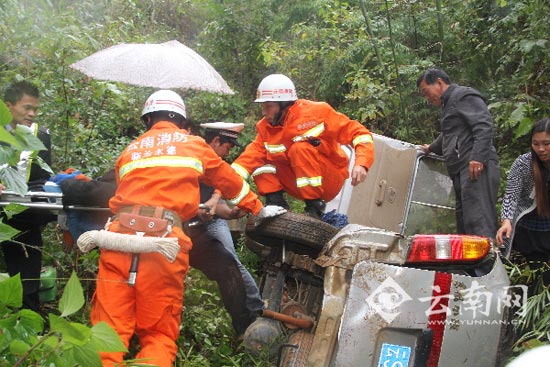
[0,192,211,286]
[0,190,110,212]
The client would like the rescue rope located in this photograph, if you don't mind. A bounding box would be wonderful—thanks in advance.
[77,230,180,262]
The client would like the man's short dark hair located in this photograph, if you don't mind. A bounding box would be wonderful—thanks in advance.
[203,129,238,146]
[4,81,39,104]
[142,110,188,130]
[416,68,451,88]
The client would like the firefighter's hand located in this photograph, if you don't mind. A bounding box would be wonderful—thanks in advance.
[255,205,287,226]
[226,207,247,220]
[351,165,368,186]
[197,204,214,223]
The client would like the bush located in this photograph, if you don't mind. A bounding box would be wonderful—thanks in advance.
[0,271,126,367]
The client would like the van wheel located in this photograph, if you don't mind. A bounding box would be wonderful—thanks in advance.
[246,212,339,252]
[244,236,272,257]
[278,331,314,367]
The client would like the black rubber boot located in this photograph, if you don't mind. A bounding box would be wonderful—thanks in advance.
[304,199,326,220]
[265,190,289,209]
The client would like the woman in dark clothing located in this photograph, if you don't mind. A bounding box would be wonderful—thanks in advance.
[496,118,550,282]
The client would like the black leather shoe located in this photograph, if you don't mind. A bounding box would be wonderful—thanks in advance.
[265,190,289,209]
[304,199,326,219]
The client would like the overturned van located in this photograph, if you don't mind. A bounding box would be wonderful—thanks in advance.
[244,134,517,367]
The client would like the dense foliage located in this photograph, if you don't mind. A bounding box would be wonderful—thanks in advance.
[1,0,549,365]
[0,271,126,366]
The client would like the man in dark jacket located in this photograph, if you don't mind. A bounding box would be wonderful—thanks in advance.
[59,169,116,241]
[1,81,54,312]
[418,68,499,238]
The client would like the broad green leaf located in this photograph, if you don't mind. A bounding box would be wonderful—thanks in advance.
[0,167,28,196]
[0,313,17,329]
[66,322,92,346]
[71,342,103,367]
[0,332,8,355]
[0,274,23,308]
[509,103,526,124]
[90,322,127,353]
[58,271,85,317]
[519,39,548,53]
[49,314,90,346]
[0,127,19,147]
[0,146,19,166]
[9,339,30,355]
[2,203,28,217]
[34,155,54,176]
[509,103,534,139]
[0,221,20,242]
[0,100,11,127]
[17,309,44,335]
[488,101,502,110]
[41,334,61,350]
[516,118,535,139]
[38,347,71,367]
[14,125,47,152]
[535,39,548,48]
[519,40,536,53]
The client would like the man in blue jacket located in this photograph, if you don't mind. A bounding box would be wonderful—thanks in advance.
[418,68,499,238]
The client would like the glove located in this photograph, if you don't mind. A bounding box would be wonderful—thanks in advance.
[255,205,287,226]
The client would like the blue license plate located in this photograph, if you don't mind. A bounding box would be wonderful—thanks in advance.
[378,343,412,367]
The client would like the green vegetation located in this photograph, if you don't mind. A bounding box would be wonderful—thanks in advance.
[0,271,126,366]
[1,0,549,365]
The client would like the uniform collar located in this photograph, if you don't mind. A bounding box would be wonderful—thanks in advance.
[440,84,457,107]
[150,120,189,132]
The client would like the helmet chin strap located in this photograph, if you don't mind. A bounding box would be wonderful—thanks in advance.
[270,101,294,126]
[142,114,153,130]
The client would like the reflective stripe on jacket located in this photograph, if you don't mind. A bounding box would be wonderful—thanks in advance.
[110,121,263,221]
[232,99,374,181]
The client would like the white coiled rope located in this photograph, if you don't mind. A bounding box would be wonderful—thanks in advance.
[77,230,180,263]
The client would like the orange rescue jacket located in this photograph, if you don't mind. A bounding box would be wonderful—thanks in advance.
[232,99,374,181]
[110,121,263,220]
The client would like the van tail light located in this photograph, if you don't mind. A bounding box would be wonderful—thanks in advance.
[406,234,491,264]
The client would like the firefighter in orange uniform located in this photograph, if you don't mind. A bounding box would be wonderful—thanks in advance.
[89,90,285,367]
[232,74,375,218]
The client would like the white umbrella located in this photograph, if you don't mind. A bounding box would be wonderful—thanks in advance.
[70,40,234,94]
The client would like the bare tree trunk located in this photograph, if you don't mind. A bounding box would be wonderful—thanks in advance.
[358,0,388,84]
[435,0,445,62]
[383,0,407,129]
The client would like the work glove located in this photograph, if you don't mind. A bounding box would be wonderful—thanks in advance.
[255,205,287,226]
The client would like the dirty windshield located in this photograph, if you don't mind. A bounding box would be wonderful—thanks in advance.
[403,155,456,236]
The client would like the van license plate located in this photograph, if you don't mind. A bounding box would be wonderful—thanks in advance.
[378,343,412,367]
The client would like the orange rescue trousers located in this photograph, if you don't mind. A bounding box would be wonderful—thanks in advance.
[90,220,190,367]
[254,141,347,201]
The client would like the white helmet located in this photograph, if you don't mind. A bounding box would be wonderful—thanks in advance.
[141,90,187,119]
[254,74,298,102]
